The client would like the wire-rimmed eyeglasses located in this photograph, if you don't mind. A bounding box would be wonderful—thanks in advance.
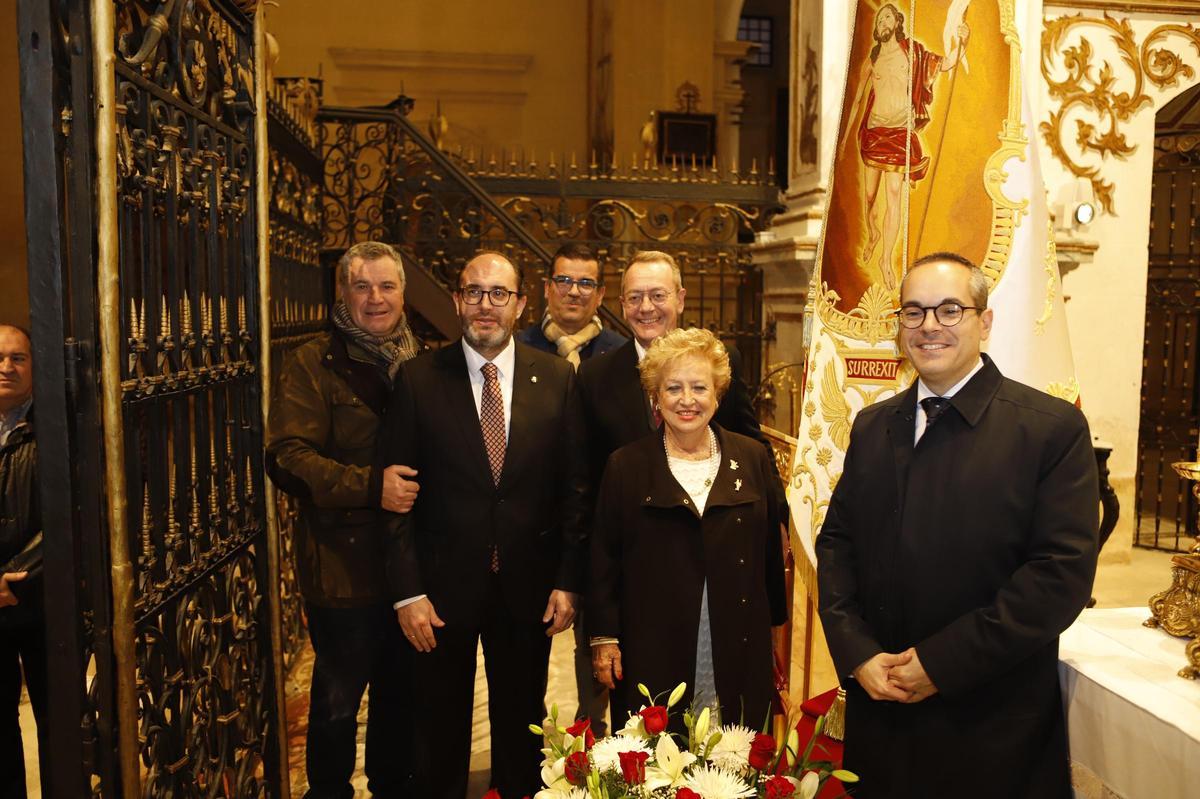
[894,302,983,329]
[547,275,600,296]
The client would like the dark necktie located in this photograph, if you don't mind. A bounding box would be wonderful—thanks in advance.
[480,362,506,484]
[480,362,505,573]
[920,396,951,430]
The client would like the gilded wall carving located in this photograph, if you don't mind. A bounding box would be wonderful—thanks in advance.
[1040,13,1200,215]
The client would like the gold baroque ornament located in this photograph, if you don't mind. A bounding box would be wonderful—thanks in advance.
[1040,13,1200,215]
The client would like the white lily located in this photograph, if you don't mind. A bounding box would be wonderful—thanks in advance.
[615,712,648,739]
[538,755,571,796]
[784,771,820,799]
[644,732,698,790]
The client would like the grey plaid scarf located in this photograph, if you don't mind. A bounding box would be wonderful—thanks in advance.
[331,300,419,379]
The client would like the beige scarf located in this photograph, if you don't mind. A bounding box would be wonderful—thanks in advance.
[543,315,602,370]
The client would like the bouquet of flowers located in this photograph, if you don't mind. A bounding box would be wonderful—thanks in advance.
[519,682,857,799]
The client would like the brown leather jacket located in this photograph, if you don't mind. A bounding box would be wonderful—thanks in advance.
[266,330,394,607]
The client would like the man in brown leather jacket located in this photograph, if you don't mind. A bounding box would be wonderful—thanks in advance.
[267,242,420,799]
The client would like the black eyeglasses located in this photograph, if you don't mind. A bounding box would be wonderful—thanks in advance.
[547,275,600,295]
[458,285,521,306]
[895,302,983,329]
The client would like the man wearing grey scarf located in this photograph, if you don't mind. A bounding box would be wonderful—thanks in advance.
[267,241,420,797]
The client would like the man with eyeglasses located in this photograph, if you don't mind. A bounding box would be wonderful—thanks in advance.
[375,251,590,799]
[517,243,626,368]
[816,252,1098,798]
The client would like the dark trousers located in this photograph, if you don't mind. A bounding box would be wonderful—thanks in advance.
[410,578,552,799]
[305,602,413,799]
[572,609,609,735]
[0,623,46,799]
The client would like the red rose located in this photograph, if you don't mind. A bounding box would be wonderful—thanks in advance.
[481,791,502,799]
[676,789,702,799]
[638,705,669,735]
[564,751,590,786]
[618,749,649,784]
[748,733,777,771]
[765,775,796,798]
[566,718,595,750]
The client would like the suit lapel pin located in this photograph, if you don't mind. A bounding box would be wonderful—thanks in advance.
[734,478,742,492]
[530,375,538,383]
[730,459,739,471]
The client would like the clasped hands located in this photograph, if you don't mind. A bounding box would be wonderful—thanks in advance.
[853,647,938,704]
[396,589,579,653]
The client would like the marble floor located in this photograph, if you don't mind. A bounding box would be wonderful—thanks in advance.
[12,545,1187,797]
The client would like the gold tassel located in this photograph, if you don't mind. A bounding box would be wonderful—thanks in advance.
[824,687,847,742]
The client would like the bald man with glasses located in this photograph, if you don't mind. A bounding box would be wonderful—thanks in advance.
[375,251,591,799]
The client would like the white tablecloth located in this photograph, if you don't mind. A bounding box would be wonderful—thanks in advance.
[1058,607,1200,799]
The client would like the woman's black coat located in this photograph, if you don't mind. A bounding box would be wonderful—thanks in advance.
[590,424,788,727]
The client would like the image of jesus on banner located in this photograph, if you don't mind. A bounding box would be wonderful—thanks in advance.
[841,2,970,291]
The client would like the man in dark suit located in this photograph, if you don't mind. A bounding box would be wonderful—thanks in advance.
[376,252,590,799]
[516,243,623,736]
[577,250,773,480]
[516,242,626,366]
[816,252,1099,798]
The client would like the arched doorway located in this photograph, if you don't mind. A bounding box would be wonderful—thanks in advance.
[1135,82,1200,552]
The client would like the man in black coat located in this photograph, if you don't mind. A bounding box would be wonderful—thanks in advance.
[0,325,46,799]
[376,252,590,799]
[816,252,1099,798]
[516,242,626,365]
[516,243,624,736]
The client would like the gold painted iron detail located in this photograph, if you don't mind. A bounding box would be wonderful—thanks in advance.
[1143,461,1200,679]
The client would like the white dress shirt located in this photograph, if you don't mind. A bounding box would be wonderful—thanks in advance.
[914,358,984,445]
[634,339,648,363]
[396,335,517,610]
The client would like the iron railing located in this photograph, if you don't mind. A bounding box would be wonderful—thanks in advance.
[316,97,783,384]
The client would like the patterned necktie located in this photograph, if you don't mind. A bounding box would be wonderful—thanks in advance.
[480,362,506,486]
[920,396,951,430]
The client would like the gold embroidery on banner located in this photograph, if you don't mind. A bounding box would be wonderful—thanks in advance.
[819,359,852,451]
[1045,378,1081,404]
[1036,220,1059,334]
[1041,13,1200,215]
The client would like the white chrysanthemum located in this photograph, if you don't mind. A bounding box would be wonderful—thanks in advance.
[681,764,756,799]
[590,735,653,772]
[708,724,756,773]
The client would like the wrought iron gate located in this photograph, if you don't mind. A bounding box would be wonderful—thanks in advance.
[18,0,289,794]
[1136,84,1200,553]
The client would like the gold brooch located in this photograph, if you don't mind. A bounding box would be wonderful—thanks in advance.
[734,479,742,492]
[730,459,739,471]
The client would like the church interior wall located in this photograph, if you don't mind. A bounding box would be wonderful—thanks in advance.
[1036,7,1200,564]
[267,0,591,162]
[1,3,29,329]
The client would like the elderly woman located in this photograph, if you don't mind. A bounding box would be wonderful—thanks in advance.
[589,327,787,728]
